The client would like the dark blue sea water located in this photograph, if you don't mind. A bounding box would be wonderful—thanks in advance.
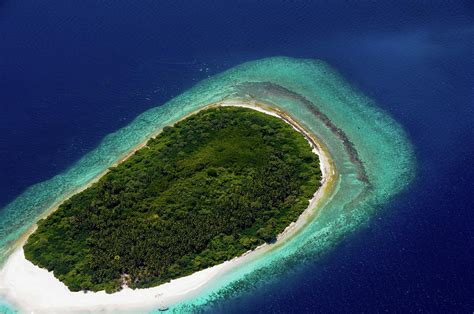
[1,1,473,312]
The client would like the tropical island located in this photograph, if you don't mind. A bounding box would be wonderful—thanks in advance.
[0,57,415,314]
[23,106,322,293]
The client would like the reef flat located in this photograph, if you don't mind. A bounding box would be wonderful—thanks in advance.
[0,57,415,313]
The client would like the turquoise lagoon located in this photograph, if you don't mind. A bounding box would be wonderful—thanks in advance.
[0,57,415,312]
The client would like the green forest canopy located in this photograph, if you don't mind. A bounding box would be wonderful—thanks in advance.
[24,106,321,293]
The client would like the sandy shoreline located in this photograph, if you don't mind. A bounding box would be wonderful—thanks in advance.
[0,100,336,313]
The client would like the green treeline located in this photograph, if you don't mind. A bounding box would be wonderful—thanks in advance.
[24,106,321,293]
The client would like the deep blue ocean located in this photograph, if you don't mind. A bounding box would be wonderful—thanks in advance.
[1,1,473,312]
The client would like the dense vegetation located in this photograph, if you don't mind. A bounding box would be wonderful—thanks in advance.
[24,106,321,293]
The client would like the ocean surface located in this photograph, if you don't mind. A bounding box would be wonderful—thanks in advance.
[1,1,473,313]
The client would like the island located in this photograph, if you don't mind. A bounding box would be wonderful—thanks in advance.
[23,106,322,293]
[0,57,414,313]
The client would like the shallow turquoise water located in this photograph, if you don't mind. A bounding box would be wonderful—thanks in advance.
[0,57,415,313]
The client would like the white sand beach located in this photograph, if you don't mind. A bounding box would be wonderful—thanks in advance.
[0,101,335,313]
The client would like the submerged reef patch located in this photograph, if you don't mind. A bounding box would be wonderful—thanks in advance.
[0,57,415,312]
